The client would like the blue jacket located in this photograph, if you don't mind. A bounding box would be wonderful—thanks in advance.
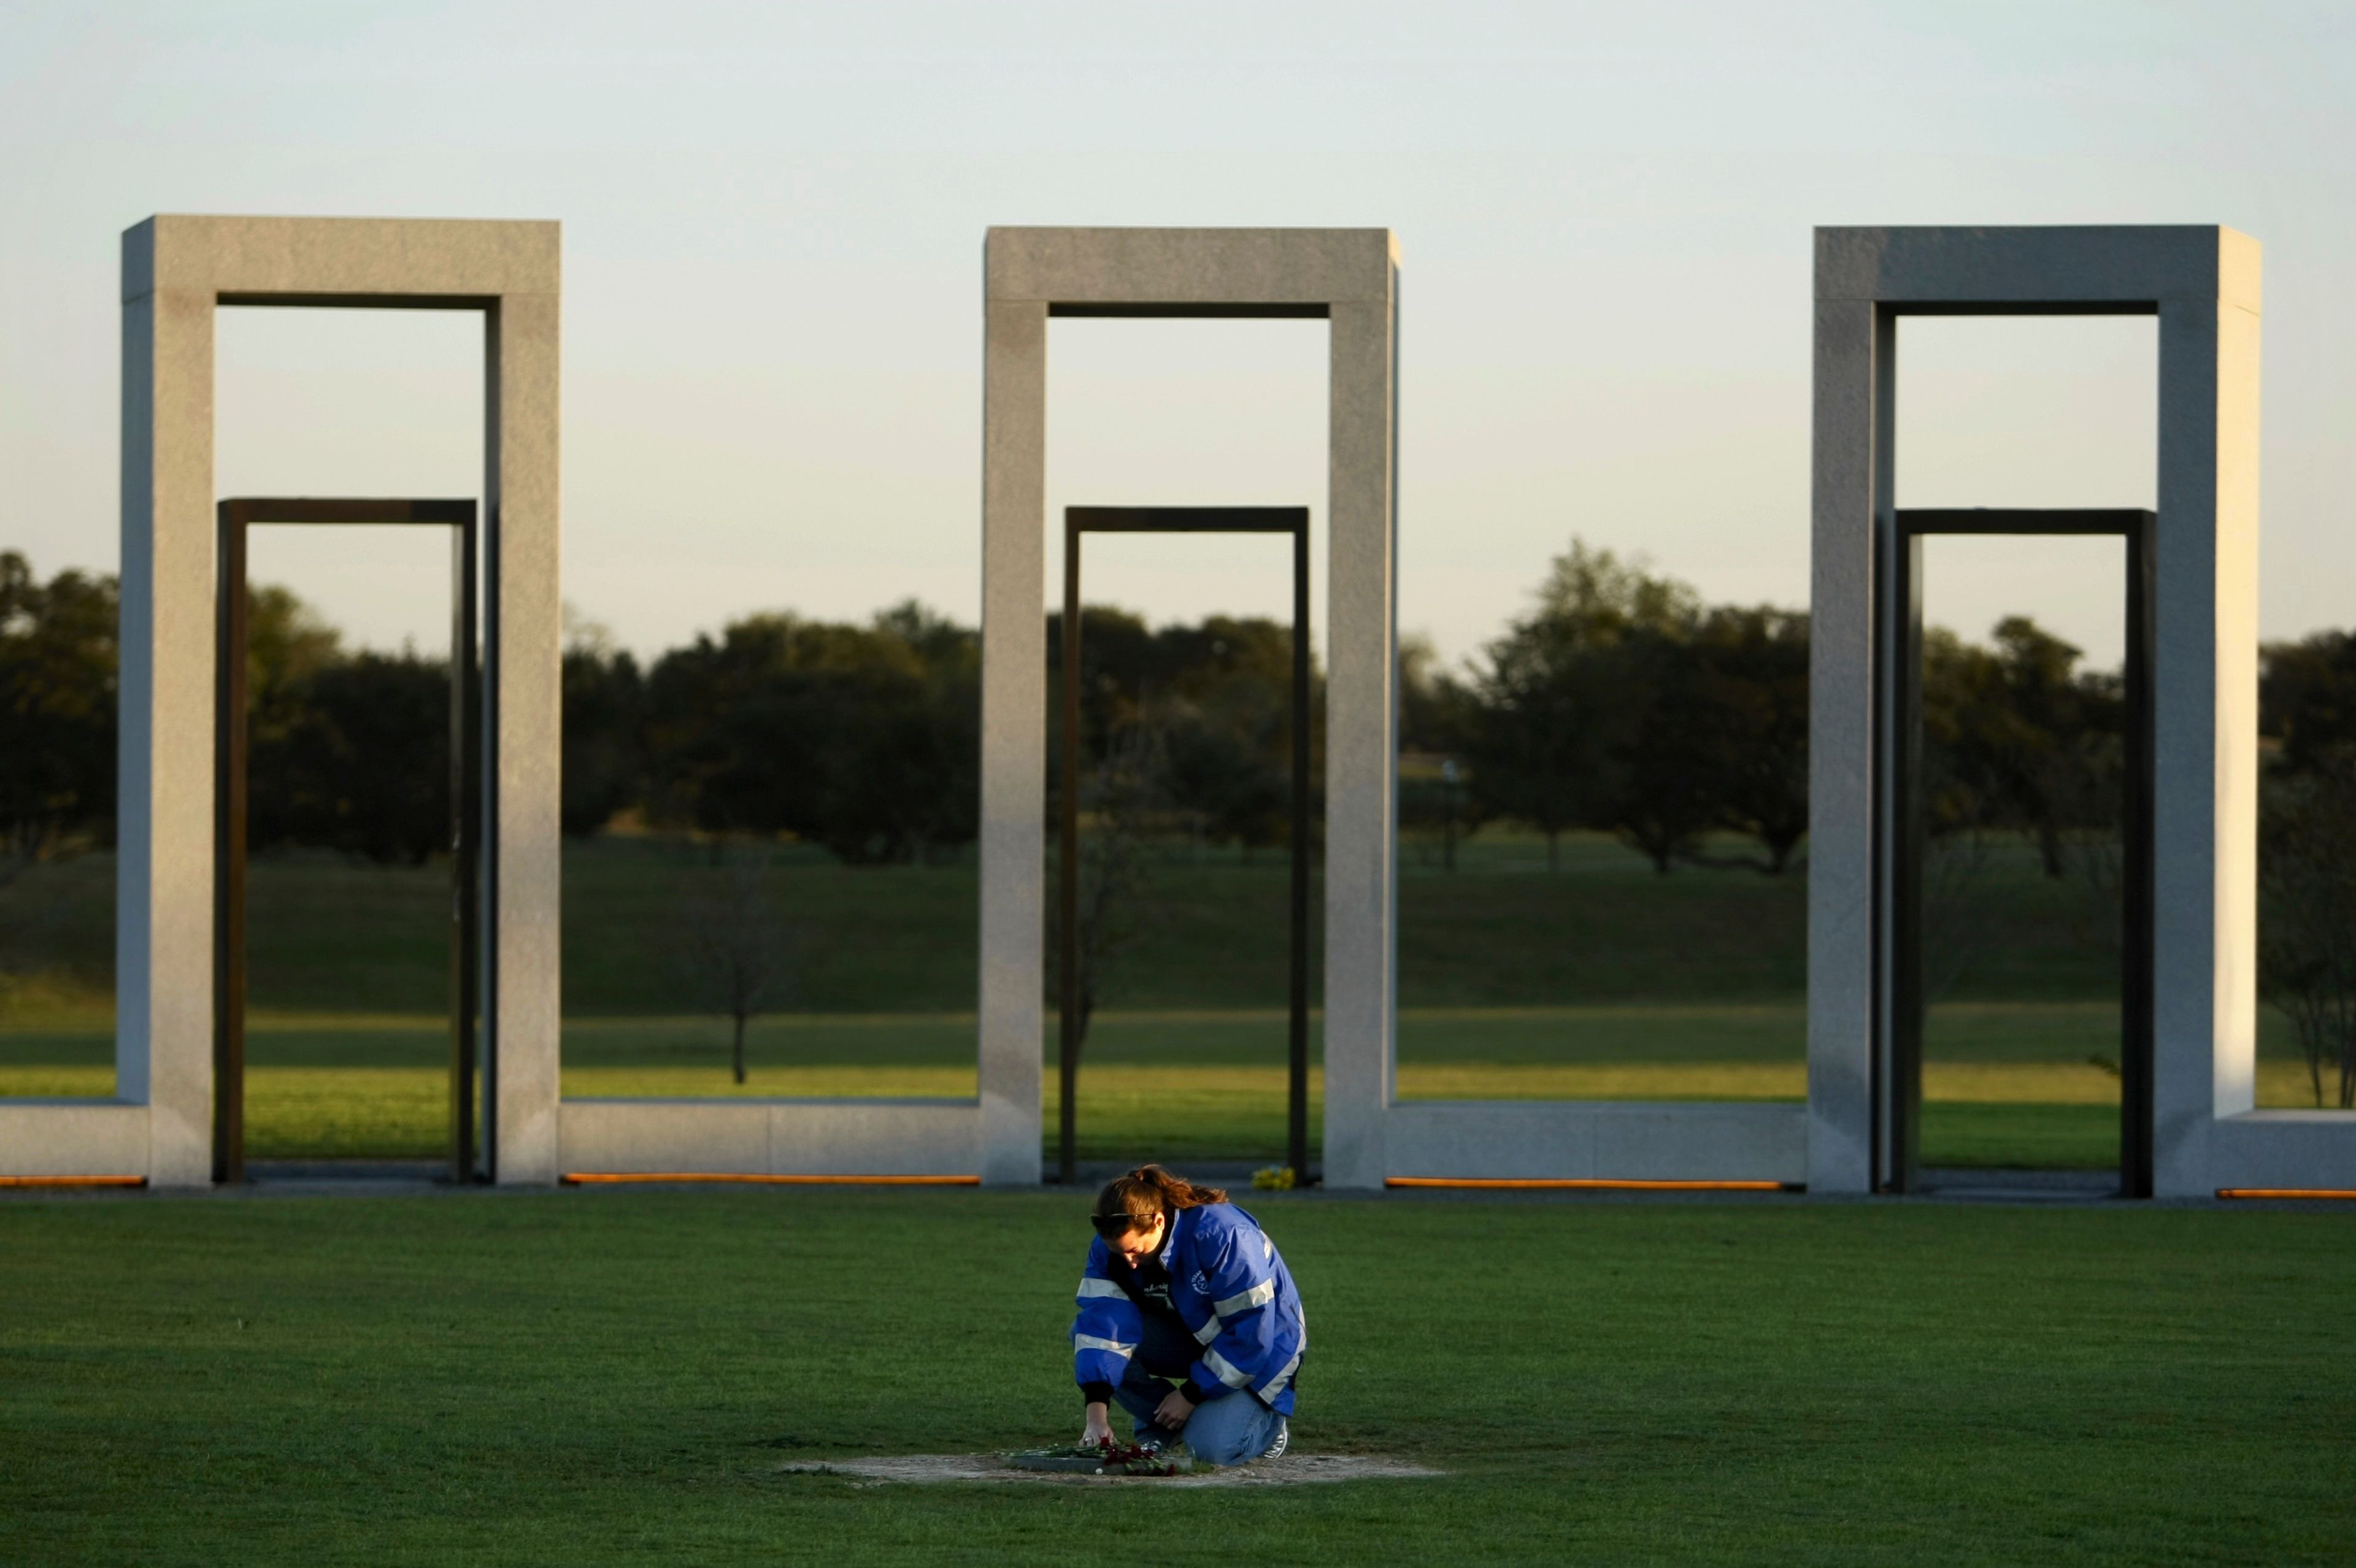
[1069,1202,1307,1417]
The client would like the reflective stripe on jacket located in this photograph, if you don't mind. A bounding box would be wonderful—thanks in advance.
[1069,1202,1307,1417]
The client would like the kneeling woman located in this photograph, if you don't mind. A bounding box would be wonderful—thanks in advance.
[1069,1165,1307,1466]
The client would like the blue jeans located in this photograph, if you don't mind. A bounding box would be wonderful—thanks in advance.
[1110,1312,1287,1467]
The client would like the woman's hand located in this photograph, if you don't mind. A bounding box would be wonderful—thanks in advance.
[1153,1388,1197,1430]
[1082,1402,1115,1448]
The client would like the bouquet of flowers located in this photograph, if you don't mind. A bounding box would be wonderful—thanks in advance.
[1003,1441,1193,1477]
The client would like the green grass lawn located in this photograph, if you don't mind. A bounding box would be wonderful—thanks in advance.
[3,1188,2349,1566]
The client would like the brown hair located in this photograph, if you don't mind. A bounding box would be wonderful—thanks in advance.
[1091,1164,1228,1238]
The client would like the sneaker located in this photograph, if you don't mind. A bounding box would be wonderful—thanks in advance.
[1132,1425,1174,1455]
[1257,1421,1289,1461]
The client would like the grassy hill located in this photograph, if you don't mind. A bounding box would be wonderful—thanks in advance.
[3,830,2328,1166]
[0,828,2116,1017]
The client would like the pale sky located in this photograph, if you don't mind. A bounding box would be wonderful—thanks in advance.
[4,0,2352,674]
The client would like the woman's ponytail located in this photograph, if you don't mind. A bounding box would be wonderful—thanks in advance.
[1091,1163,1228,1236]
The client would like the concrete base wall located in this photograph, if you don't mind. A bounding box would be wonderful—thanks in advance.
[556,1099,983,1177]
[8,1091,2340,1194]
[2206,1112,2356,1191]
[1385,1101,1808,1184]
[0,1101,150,1176]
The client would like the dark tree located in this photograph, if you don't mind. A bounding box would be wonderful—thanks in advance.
[1588,628,1720,874]
[2263,629,2356,773]
[252,651,452,864]
[2260,751,2356,1108]
[679,847,794,1085]
[1161,715,1287,855]
[1687,606,1811,874]
[1047,608,1307,858]
[0,553,117,886]
[561,610,646,837]
[1397,636,1485,870]
[870,601,984,861]
[645,602,978,864]
[1460,539,1699,871]
[244,583,344,707]
[1396,633,1466,756]
[1915,617,2123,879]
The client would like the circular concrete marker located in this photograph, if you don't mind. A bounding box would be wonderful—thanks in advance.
[777,1453,1444,1487]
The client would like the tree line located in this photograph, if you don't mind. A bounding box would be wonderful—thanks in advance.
[10,541,2356,879]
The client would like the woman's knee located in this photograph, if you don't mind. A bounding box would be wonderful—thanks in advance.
[1185,1396,1276,1467]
